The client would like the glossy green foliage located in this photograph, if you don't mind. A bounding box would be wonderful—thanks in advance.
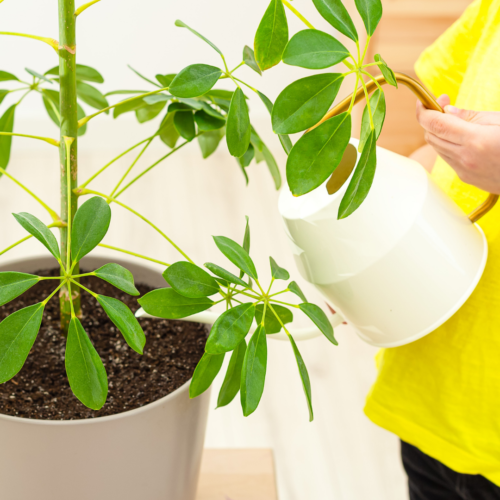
[94,263,139,296]
[241,325,267,416]
[257,91,292,156]
[169,64,222,98]
[13,212,61,260]
[288,281,307,303]
[163,262,220,298]
[283,30,350,70]
[97,295,146,354]
[272,73,344,134]
[312,0,358,41]
[359,89,386,153]
[175,19,222,55]
[217,339,247,408]
[76,82,109,110]
[0,303,44,383]
[198,128,225,158]
[65,317,108,410]
[0,90,9,106]
[299,303,337,345]
[137,101,167,123]
[213,235,258,280]
[174,111,196,141]
[159,113,180,148]
[194,110,225,131]
[113,98,147,119]
[156,73,176,87]
[71,197,111,262]
[204,263,248,287]
[355,0,383,36]
[286,112,351,195]
[42,89,87,136]
[189,352,225,398]
[255,304,292,334]
[243,46,262,75]
[138,287,214,319]
[289,335,313,421]
[0,272,39,307]
[338,131,377,219]
[46,63,105,84]
[227,88,251,158]
[270,257,289,280]
[26,68,53,84]
[205,303,255,354]
[254,0,289,71]
[0,105,15,172]
[0,70,19,82]
[238,144,255,169]
[375,54,398,87]
[249,128,282,189]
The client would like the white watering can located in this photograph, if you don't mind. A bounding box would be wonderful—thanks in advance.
[138,74,498,348]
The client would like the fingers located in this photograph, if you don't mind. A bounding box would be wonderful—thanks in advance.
[424,131,461,156]
[436,94,451,108]
[444,105,479,122]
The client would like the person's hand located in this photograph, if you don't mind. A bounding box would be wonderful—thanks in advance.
[416,94,500,194]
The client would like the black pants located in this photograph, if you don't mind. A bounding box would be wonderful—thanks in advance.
[401,441,500,500]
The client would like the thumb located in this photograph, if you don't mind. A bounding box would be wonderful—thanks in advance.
[444,105,479,122]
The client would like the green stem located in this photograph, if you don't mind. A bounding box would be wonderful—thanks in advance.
[229,61,245,74]
[360,77,374,129]
[231,76,258,94]
[270,299,300,308]
[64,137,74,273]
[79,189,194,264]
[42,282,66,306]
[97,243,170,267]
[360,35,371,65]
[268,303,291,338]
[78,87,169,127]
[281,0,315,29]
[0,235,32,257]
[362,62,383,69]
[70,278,98,298]
[74,0,101,16]
[0,132,59,147]
[361,70,384,92]
[347,73,360,114]
[0,32,59,52]
[268,289,289,298]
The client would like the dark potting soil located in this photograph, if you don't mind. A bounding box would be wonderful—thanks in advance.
[0,268,208,420]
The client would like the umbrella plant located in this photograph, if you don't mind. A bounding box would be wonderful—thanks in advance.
[0,0,393,420]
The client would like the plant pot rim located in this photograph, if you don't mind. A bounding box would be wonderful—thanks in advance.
[0,253,197,427]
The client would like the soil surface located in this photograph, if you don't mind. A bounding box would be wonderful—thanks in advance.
[0,268,208,420]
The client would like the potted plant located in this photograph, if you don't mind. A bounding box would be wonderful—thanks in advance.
[0,0,391,498]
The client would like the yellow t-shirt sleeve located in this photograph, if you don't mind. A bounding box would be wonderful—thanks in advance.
[415,0,482,104]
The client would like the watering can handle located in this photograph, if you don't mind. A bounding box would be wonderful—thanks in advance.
[308,72,499,223]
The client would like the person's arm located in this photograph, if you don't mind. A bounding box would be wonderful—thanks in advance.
[415,94,500,194]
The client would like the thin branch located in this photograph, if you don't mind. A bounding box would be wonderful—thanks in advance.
[281,0,315,29]
[0,32,59,53]
[0,131,59,147]
[75,0,101,17]
[98,243,170,267]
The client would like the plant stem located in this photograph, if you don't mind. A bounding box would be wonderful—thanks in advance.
[268,303,291,339]
[78,87,169,128]
[64,137,74,273]
[0,132,59,147]
[281,0,315,29]
[360,35,371,65]
[269,299,300,308]
[361,70,384,92]
[70,278,98,298]
[78,136,154,189]
[74,0,101,17]
[360,77,374,129]
[229,61,245,74]
[97,243,170,267]
[0,166,60,222]
[0,235,32,257]
[0,32,59,52]
[231,76,257,94]
[58,0,80,332]
[347,73,360,114]
[42,282,66,306]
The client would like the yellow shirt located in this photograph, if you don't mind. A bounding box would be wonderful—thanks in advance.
[364,0,500,485]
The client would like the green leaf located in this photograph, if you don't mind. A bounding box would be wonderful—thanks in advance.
[213,236,258,280]
[198,128,225,158]
[163,262,219,298]
[0,90,9,106]
[26,68,53,84]
[254,0,289,71]
[13,212,61,260]
[143,94,171,105]
[226,88,251,158]
[288,281,307,302]
[138,288,214,319]
[299,303,337,345]
[270,257,289,280]
[128,65,161,87]
[272,73,344,134]
[46,64,104,83]
[97,295,146,354]
[156,73,176,87]
[359,89,386,153]
[105,89,149,97]
[65,317,108,410]
[175,19,222,55]
[241,325,267,416]
[257,92,292,156]
[243,46,262,75]
[113,98,147,119]
[286,112,351,195]
[250,128,282,190]
[194,110,225,131]
[338,130,377,219]
[205,303,255,354]
[242,216,251,254]
[237,144,255,168]
[312,0,358,42]
[158,112,180,148]
[168,102,195,113]
[217,339,247,408]
[0,105,15,173]
[94,263,139,296]
[200,101,225,118]
[136,101,167,123]
[289,334,313,421]
[355,0,383,36]
[174,111,196,141]
[0,303,44,383]
[178,98,205,110]
[169,64,222,98]
[283,29,350,69]
[189,352,225,398]
[204,263,248,287]
[374,54,398,88]
[0,70,19,82]
[0,272,39,307]
[77,81,109,110]
[255,304,293,334]
[71,197,111,262]
[41,89,87,136]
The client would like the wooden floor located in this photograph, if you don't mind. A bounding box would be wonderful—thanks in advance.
[0,117,408,500]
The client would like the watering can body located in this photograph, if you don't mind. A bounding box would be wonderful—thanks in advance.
[279,138,488,347]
